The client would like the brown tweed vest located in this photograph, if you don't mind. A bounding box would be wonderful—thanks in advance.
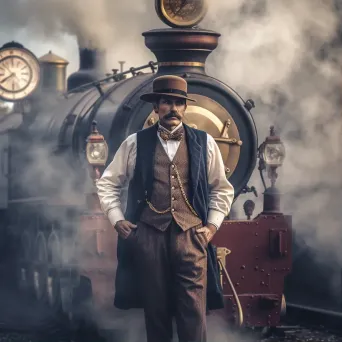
[139,134,202,231]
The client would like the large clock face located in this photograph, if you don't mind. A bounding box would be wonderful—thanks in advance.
[156,0,208,28]
[0,47,40,102]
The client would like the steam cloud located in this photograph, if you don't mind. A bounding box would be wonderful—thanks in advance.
[1,0,342,335]
[205,0,342,297]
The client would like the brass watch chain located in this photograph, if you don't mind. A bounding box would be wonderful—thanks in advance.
[146,164,198,217]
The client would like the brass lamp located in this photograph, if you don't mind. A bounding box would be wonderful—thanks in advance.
[258,126,286,213]
[86,121,108,181]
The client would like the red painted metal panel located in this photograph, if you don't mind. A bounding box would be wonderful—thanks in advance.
[211,214,292,327]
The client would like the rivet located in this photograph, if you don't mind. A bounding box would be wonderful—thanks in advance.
[261,269,265,272]
[241,265,246,269]
[255,232,258,236]
[267,273,271,276]
[255,245,259,248]
[274,268,277,271]
[241,276,245,279]
[261,281,265,285]
[235,282,239,286]
[254,266,259,270]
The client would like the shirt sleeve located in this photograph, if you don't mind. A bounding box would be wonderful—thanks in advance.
[96,134,137,227]
[206,134,235,229]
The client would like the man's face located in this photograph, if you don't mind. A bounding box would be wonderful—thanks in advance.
[154,95,187,130]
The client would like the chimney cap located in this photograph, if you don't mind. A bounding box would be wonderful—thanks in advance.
[39,51,69,65]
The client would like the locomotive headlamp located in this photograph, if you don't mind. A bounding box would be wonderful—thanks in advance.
[261,126,286,167]
[86,121,108,167]
[258,126,286,214]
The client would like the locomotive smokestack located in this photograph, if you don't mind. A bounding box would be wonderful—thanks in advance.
[142,29,220,75]
[67,45,106,91]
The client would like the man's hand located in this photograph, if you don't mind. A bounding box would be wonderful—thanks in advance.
[115,220,137,239]
[196,223,217,243]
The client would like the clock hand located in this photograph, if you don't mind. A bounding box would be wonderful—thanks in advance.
[0,73,15,84]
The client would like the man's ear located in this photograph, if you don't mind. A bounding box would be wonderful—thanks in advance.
[153,103,159,113]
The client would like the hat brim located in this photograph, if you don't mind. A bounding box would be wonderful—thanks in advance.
[140,92,196,103]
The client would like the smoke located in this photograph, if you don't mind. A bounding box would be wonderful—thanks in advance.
[0,0,160,71]
[204,0,342,296]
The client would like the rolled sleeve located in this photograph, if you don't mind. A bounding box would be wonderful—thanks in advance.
[96,134,137,225]
[207,134,235,229]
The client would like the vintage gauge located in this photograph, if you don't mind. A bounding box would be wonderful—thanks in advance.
[0,46,40,102]
[155,0,208,28]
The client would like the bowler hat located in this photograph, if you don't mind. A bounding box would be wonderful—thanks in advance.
[140,75,196,103]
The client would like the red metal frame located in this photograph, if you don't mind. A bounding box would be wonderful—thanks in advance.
[211,214,292,327]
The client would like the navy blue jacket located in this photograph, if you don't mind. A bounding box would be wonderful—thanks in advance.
[114,123,224,310]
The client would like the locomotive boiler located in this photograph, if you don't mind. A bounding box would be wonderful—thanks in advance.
[0,14,292,341]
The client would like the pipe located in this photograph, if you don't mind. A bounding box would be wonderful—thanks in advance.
[218,259,244,327]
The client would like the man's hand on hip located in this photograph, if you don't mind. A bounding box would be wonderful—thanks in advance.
[196,223,217,243]
[115,220,137,239]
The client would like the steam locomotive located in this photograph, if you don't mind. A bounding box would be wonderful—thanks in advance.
[0,27,292,338]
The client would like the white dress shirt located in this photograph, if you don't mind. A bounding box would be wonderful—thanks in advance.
[96,123,234,230]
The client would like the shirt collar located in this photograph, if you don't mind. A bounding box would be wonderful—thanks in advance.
[158,122,183,134]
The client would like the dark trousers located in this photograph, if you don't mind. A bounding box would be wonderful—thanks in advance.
[128,220,208,342]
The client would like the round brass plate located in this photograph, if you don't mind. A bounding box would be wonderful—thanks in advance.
[143,94,241,178]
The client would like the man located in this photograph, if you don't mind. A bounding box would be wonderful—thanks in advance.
[97,75,234,342]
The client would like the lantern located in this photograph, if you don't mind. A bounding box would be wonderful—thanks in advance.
[86,121,108,167]
[258,126,286,213]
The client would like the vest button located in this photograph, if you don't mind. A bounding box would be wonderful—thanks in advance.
[172,186,175,190]
[172,197,175,201]
[171,175,175,179]
[171,208,175,212]
[171,164,175,168]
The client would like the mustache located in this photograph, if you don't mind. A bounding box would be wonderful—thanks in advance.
[164,111,182,120]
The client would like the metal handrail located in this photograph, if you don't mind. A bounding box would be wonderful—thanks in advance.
[218,258,244,327]
[65,61,158,96]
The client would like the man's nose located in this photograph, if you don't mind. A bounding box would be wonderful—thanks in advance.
[171,102,178,110]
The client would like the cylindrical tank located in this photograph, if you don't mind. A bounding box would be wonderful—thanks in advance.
[39,51,69,93]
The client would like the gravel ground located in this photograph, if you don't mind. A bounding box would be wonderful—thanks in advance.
[0,326,342,342]
[260,327,342,342]
[0,332,69,342]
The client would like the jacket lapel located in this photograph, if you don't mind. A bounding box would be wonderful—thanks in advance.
[183,124,202,201]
